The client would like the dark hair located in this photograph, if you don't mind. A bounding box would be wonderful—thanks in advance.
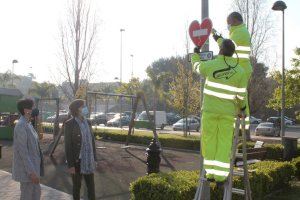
[228,12,243,22]
[221,39,236,57]
[69,99,85,117]
[17,99,34,115]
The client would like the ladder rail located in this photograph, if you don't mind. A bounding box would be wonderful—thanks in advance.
[223,116,241,200]
[241,114,252,200]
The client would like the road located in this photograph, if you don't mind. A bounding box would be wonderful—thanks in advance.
[91,124,300,138]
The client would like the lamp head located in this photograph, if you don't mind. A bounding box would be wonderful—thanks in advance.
[272,1,287,11]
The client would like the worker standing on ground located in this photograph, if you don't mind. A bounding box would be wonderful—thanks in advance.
[212,12,252,133]
[191,39,247,184]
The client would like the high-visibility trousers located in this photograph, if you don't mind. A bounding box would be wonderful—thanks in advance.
[201,112,235,182]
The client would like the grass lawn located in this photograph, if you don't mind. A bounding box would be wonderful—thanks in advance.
[265,181,300,200]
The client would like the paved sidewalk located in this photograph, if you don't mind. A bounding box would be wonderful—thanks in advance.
[0,170,73,200]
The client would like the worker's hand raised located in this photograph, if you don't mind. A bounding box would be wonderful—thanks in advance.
[194,47,201,53]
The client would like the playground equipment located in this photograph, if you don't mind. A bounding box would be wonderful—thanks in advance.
[0,88,23,140]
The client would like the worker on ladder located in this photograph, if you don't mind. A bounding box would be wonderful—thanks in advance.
[212,12,252,135]
[191,39,247,186]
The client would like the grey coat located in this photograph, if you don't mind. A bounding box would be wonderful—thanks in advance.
[12,116,44,182]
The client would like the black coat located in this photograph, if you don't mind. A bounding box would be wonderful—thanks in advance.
[64,117,97,168]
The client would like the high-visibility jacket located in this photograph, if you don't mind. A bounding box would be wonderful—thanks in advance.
[191,54,247,116]
[217,23,252,80]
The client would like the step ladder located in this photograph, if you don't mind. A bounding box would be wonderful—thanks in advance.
[194,114,252,200]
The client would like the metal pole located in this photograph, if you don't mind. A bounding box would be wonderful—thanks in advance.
[11,62,14,86]
[281,10,285,137]
[246,0,249,29]
[131,54,134,78]
[201,0,209,52]
[120,29,125,83]
[198,0,209,130]
[200,0,209,107]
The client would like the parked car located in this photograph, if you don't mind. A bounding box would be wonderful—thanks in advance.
[267,116,294,126]
[124,111,133,118]
[166,113,181,125]
[250,116,262,124]
[46,113,69,123]
[284,116,296,125]
[255,122,280,137]
[172,118,200,132]
[107,115,130,127]
[0,114,19,127]
[89,112,107,125]
[106,112,116,121]
[135,111,167,130]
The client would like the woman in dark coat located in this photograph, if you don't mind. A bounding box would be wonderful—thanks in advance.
[64,99,97,200]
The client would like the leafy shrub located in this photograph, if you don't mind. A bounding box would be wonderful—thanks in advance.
[130,161,295,200]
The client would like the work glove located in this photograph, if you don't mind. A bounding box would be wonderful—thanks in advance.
[213,33,222,42]
[212,28,223,42]
[194,46,201,54]
[238,107,247,118]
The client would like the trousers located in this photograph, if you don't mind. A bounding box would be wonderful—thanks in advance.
[201,112,235,182]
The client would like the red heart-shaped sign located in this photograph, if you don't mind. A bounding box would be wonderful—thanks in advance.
[189,18,212,48]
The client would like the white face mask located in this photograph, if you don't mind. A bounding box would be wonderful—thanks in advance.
[227,24,231,31]
[81,106,89,117]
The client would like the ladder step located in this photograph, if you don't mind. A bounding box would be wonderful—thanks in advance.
[233,170,244,176]
[235,153,243,158]
[232,188,245,195]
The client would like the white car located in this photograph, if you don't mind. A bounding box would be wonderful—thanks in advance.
[250,116,262,124]
[284,117,295,126]
[255,122,280,137]
[173,118,200,132]
[136,111,167,129]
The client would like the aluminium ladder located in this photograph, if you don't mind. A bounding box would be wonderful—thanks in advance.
[194,114,252,200]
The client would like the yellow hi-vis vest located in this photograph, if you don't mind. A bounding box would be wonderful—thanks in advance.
[192,54,248,116]
[217,23,252,81]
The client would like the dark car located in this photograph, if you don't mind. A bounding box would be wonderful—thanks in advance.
[89,112,107,125]
[166,113,181,125]
[46,113,69,123]
[107,115,130,127]
[0,113,19,127]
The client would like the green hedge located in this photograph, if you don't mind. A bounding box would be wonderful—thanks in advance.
[41,124,295,160]
[292,156,300,179]
[130,161,295,200]
[93,129,201,151]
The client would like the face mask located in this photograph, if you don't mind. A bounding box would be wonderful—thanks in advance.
[81,106,89,117]
[227,24,231,31]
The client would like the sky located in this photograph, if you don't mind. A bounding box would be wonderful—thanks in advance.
[0,0,299,84]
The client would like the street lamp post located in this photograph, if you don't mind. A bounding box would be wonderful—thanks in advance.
[11,59,18,87]
[130,54,134,78]
[272,1,287,138]
[120,29,125,83]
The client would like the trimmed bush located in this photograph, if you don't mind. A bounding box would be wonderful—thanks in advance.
[41,124,288,159]
[41,124,201,150]
[130,161,295,200]
[292,156,300,179]
[93,128,201,151]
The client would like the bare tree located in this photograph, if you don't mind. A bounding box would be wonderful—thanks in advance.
[232,0,274,61]
[58,0,98,100]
